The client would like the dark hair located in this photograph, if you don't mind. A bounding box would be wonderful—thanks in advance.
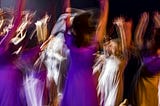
[72,11,98,47]
[109,24,120,40]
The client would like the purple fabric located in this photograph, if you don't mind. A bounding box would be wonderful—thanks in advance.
[0,45,41,106]
[21,46,48,105]
[61,34,98,106]
[143,55,160,75]
[0,59,24,106]
[20,45,41,65]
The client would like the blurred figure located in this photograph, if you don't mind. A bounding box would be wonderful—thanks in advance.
[60,0,108,105]
[21,14,50,106]
[61,10,100,106]
[93,17,128,106]
[0,0,26,105]
[131,12,160,106]
[39,8,84,106]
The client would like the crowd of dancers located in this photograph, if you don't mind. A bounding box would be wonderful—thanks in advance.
[0,0,160,106]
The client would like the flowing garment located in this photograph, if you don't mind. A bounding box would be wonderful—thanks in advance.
[20,46,48,106]
[0,52,25,106]
[98,55,126,106]
[94,54,127,106]
[61,34,99,106]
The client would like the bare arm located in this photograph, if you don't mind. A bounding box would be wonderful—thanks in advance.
[153,11,160,28]
[114,17,127,55]
[96,0,109,43]
[124,19,133,48]
[134,12,149,50]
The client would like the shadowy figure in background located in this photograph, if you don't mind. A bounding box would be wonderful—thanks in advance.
[130,12,160,106]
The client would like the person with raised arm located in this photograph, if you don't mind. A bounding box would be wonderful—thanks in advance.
[131,11,160,106]
[94,17,129,106]
[61,0,109,105]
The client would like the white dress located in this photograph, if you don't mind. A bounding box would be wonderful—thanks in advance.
[94,54,127,106]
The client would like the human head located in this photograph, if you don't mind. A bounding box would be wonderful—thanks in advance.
[71,10,98,47]
[104,38,122,56]
[72,11,97,35]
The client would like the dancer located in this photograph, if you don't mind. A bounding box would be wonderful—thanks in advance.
[20,14,50,106]
[39,8,84,105]
[0,0,26,105]
[61,0,109,105]
[94,17,129,106]
[131,11,160,106]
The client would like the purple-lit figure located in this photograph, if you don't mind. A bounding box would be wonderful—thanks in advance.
[0,1,26,105]
[0,50,25,106]
[61,11,99,106]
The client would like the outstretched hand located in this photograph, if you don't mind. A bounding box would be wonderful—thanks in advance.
[113,17,125,27]
[153,11,160,28]
[119,99,128,106]
[134,12,149,50]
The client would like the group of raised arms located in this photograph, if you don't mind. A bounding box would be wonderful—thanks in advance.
[0,0,160,106]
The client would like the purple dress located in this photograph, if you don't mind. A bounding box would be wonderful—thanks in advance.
[20,46,48,106]
[0,51,25,106]
[61,34,99,106]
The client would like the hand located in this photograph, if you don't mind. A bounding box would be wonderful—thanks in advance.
[140,12,149,25]
[119,99,128,106]
[153,11,160,28]
[11,31,26,45]
[113,17,125,27]
[134,12,149,49]
[43,14,50,23]
[65,14,72,29]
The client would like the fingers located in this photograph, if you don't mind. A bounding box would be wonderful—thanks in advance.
[153,11,160,28]
[119,99,128,106]
[113,17,125,27]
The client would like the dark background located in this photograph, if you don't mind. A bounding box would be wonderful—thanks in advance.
[1,0,160,31]
[1,0,160,18]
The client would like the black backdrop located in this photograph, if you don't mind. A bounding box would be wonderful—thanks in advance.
[1,0,160,31]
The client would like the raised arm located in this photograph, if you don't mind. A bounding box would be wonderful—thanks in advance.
[11,11,35,45]
[35,14,50,44]
[114,17,127,55]
[124,19,133,48]
[96,0,109,43]
[153,11,160,28]
[134,12,149,50]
